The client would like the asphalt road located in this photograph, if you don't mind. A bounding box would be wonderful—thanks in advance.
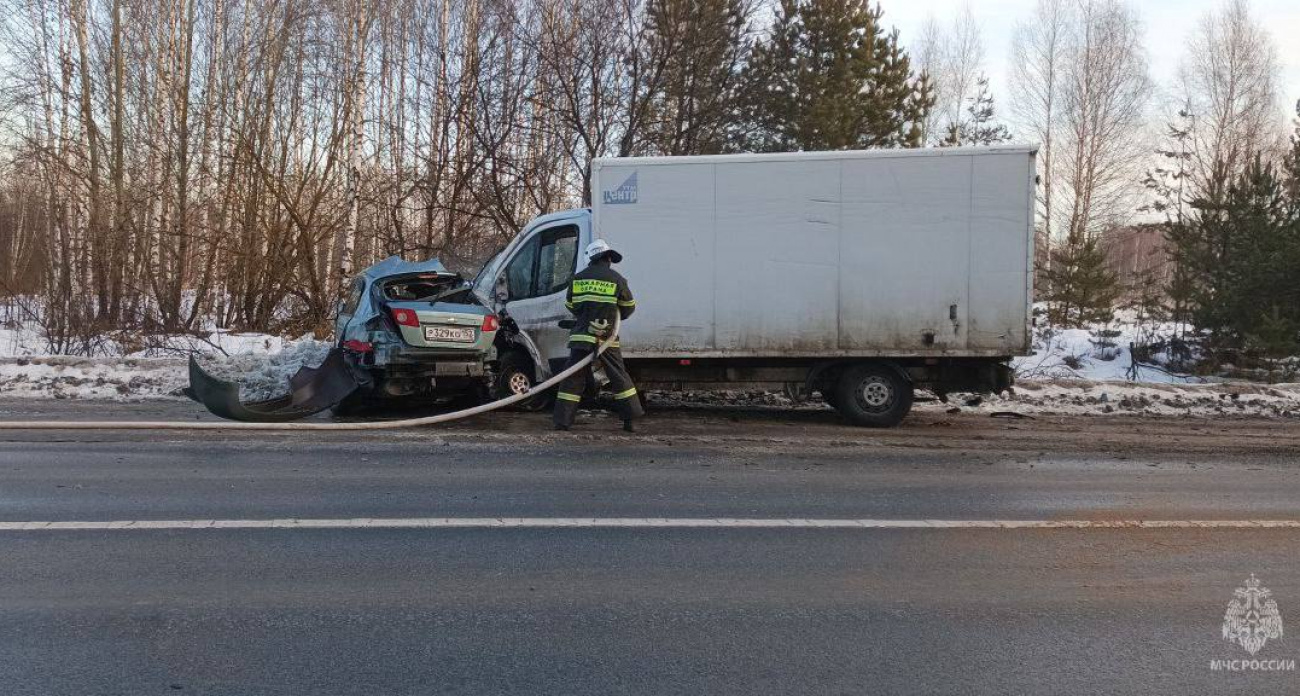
[2,398,1300,695]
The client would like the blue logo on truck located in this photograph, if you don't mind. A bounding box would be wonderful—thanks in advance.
[602,172,638,205]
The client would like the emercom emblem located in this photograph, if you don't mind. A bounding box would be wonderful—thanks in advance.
[1223,574,1284,655]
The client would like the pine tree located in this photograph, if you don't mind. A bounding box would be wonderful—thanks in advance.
[1173,155,1300,350]
[1044,234,1121,328]
[939,77,1012,147]
[741,0,931,152]
[1222,160,1300,349]
[640,0,752,155]
[1249,307,1299,361]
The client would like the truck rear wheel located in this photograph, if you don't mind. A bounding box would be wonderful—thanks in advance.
[833,363,913,427]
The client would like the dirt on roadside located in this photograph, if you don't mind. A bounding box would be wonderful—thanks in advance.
[519,405,1300,458]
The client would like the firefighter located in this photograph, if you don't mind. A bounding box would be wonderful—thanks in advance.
[553,239,643,432]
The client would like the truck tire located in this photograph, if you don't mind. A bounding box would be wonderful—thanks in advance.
[493,351,552,412]
[833,363,913,427]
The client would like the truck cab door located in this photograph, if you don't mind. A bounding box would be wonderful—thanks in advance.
[496,222,582,365]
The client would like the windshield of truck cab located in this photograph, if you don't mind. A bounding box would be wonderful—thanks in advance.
[472,243,512,300]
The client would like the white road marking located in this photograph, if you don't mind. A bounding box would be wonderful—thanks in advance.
[0,518,1298,531]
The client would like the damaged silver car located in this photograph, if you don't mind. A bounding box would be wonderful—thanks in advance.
[188,255,551,421]
[329,257,500,415]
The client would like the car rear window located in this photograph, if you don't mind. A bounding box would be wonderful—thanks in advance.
[382,275,460,301]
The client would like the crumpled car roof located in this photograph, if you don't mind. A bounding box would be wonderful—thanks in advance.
[341,255,481,345]
[358,255,454,280]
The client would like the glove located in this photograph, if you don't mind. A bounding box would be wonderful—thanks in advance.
[587,318,610,337]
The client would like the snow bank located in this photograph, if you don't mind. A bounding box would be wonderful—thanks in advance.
[0,336,332,402]
[192,338,333,402]
[0,356,188,400]
[927,380,1300,419]
[0,323,47,357]
[1013,310,1203,384]
[0,325,298,360]
[0,301,330,401]
[647,381,1300,419]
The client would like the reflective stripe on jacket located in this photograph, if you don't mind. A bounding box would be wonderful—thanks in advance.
[565,263,635,346]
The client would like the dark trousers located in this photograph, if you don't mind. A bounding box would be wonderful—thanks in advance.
[553,345,643,427]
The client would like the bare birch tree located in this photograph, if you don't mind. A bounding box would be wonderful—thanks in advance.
[1042,0,1149,325]
[1009,0,1070,292]
[1178,0,1282,202]
[911,5,983,145]
[1058,0,1150,241]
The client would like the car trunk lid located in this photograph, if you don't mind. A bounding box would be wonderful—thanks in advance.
[386,300,495,350]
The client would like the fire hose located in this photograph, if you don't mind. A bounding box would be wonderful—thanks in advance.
[0,319,618,431]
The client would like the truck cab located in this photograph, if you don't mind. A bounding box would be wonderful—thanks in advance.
[474,209,594,396]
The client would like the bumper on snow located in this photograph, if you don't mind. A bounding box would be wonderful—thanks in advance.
[185,349,363,422]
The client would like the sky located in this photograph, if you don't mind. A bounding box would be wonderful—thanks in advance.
[879,0,1300,122]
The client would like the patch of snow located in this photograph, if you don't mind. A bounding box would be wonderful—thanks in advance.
[1013,308,1204,384]
[0,323,50,358]
[0,356,188,400]
[193,338,333,402]
[650,382,1300,420]
[125,330,296,358]
[0,335,332,402]
[0,295,311,358]
[920,381,1300,419]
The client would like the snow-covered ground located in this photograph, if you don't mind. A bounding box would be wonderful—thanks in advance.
[924,380,1300,419]
[648,381,1300,419]
[0,324,301,360]
[0,335,331,402]
[1011,310,1203,384]
[0,301,330,401]
[0,308,1296,419]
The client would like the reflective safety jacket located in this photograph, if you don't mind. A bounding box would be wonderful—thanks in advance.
[564,263,635,347]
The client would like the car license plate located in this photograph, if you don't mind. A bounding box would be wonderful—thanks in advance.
[424,326,476,343]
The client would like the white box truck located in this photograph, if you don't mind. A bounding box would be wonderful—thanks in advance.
[474,145,1038,426]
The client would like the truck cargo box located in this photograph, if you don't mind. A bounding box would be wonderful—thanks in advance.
[591,146,1037,359]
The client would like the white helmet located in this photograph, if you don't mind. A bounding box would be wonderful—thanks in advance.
[585,238,623,263]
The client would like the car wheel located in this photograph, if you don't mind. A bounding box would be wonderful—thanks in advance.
[832,363,913,428]
[493,351,552,411]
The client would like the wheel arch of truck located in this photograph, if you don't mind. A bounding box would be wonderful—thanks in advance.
[804,358,911,394]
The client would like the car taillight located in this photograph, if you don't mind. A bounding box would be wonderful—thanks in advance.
[390,308,419,327]
[481,314,499,332]
[342,339,373,353]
